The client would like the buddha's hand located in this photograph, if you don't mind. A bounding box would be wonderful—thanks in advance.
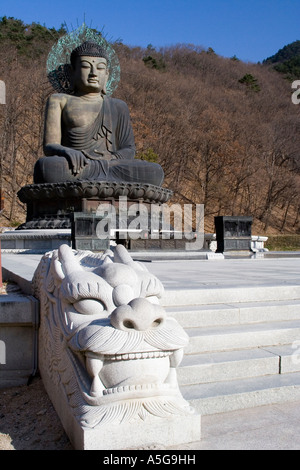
[63,149,88,175]
[93,150,117,161]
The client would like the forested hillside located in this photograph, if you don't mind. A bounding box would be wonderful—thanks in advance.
[263,40,300,81]
[0,17,299,235]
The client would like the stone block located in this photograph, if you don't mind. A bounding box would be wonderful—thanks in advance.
[42,367,201,450]
[0,295,39,388]
[214,216,253,253]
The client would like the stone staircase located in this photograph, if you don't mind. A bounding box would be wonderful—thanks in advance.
[163,285,300,415]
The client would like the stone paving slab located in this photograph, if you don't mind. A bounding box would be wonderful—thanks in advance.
[146,256,300,290]
[167,399,300,450]
[2,252,300,294]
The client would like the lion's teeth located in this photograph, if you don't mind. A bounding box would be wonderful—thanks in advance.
[169,348,184,368]
[85,355,105,397]
[86,355,103,376]
[104,350,172,361]
[102,382,176,396]
[90,375,105,397]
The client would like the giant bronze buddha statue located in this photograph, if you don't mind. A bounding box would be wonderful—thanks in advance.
[34,40,164,187]
[17,30,172,232]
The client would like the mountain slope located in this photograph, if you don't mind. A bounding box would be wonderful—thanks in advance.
[0,18,299,235]
[263,40,300,80]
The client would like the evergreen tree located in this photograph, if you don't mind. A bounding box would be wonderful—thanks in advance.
[238,73,260,92]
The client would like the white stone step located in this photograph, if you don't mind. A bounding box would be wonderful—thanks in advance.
[161,284,300,307]
[166,299,300,329]
[181,371,300,415]
[185,320,300,354]
[178,344,300,386]
[177,348,280,385]
[265,344,300,374]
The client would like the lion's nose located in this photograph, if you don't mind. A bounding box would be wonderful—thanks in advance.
[110,298,166,332]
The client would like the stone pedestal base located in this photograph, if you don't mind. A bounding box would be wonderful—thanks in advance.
[41,367,201,450]
[79,414,201,450]
[17,180,173,230]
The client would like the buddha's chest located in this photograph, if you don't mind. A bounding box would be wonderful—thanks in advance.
[62,98,103,128]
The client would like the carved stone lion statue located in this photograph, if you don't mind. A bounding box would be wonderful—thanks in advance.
[33,244,195,431]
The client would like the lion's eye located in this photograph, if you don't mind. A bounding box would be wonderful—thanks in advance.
[73,299,105,315]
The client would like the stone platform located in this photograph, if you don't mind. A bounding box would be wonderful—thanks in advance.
[0,228,269,256]
[0,229,71,253]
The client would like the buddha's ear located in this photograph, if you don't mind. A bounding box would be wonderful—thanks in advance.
[65,64,75,92]
[102,69,109,95]
[65,63,74,76]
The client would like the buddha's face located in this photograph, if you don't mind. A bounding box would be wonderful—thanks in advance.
[73,55,109,94]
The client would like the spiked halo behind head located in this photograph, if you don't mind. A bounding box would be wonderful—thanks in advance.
[46,24,120,96]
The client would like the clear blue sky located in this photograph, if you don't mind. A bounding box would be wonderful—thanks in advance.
[1,0,300,63]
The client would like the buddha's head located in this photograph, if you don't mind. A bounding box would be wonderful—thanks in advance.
[70,41,109,95]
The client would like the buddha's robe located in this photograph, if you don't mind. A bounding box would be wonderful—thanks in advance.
[34,97,164,186]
